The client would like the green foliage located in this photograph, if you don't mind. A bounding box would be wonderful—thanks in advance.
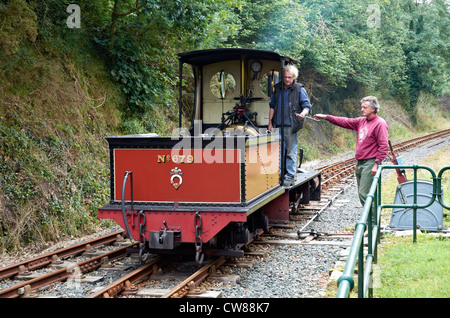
[255,1,309,58]
[26,0,446,130]
[0,0,37,55]
[233,0,448,118]
[0,110,113,251]
[90,0,242,132]
[400,0,449,116]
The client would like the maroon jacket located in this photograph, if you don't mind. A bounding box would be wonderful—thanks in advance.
[325,114,389,162]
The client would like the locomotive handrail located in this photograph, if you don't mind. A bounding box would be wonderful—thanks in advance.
[336,165,449,298]
[121,171,134,240]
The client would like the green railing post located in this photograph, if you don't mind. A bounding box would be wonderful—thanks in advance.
[336,167,381,298]
[437,167,450,209]
[413,165,418,243]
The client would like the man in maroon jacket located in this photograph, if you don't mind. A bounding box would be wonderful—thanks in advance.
[314,96,389,206]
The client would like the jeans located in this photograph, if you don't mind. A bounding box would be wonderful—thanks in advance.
[280,126,298,180]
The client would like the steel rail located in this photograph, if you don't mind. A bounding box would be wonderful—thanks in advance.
[90,255,170,298]
[336,164,449,298]
[0,242,136,298]
[321,164,355,190]
[90,256,227,298]
[162,256,227,298]
[0,230,126,280]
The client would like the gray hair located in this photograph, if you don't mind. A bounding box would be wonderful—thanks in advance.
[284,64,298,79]
[361,96,380,113]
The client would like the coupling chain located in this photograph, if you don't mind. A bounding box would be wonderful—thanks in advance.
[194,211,204,264]
[138,210,149,262]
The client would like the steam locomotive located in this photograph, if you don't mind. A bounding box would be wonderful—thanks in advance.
[98,48,321,263]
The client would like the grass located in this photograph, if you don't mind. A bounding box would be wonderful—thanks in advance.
[374,234,450,298]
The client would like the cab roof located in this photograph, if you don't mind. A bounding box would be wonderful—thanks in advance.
[178,48,297,66]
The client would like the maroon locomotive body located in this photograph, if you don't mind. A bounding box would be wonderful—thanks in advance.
[98,49,321,262]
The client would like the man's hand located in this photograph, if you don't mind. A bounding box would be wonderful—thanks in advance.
[371,163,378,176]
[296,110,309,120]
[268,121,273,132]
[313,114,327,120]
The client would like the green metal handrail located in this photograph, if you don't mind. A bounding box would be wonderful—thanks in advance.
[336,164,449,298]
[438,167,450,209]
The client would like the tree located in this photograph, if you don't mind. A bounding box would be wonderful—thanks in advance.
[400,0,449,118]
[91,0,242,131]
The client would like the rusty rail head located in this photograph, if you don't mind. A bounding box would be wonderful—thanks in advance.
[89,256,167,298]
[0,242,135,298]
[162,256,227,298]
[0,231,126,281]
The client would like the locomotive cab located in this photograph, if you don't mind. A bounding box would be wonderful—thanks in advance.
[98,49,321,263]
[178,48,287,135]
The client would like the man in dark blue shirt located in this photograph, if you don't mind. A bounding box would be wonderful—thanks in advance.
[268,65,311,187]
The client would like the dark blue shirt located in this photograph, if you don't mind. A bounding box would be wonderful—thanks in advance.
[270,86,311,126]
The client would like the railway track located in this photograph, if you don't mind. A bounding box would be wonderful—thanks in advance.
[0,232,136,298]
[1,129,448,298]
[0,230,126,281]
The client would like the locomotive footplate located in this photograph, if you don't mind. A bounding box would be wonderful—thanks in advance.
[263,169,321,226]
[285,169,321,194]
